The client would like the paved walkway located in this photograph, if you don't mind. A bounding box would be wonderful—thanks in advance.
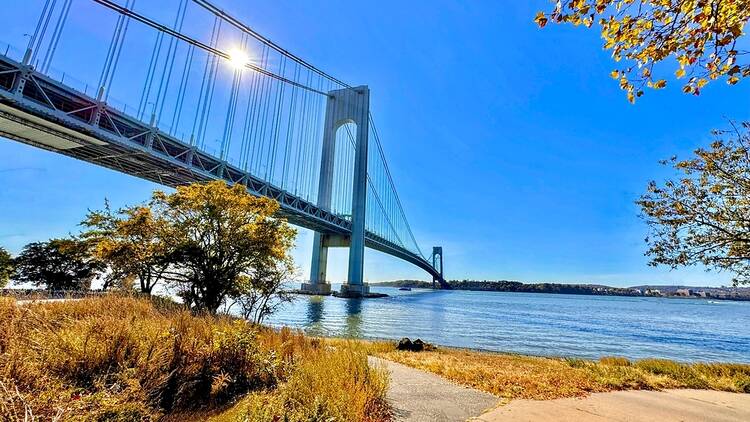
[369,357,498,422]
[475,389,750,422]
[372,356,750,422]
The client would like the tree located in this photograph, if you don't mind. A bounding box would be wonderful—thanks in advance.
[228,257,295,324]
[535,1,750,102]
[13,238,104,290]
[637,122,750,285]
[0,247,13,288]
[81,201,173,294]
[155,181,296,314]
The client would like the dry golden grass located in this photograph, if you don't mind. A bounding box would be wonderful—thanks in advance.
[207,342,389,422]
[375,347,601,400]
[372,345,750,400]
[0,295,390,421]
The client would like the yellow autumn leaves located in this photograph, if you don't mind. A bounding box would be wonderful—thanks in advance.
[536,0,750,102]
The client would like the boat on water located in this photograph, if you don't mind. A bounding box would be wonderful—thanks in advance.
[398,287,412,291]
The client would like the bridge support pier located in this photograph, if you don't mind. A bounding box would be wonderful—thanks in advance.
[301,232,332,295]
[300,86,370,298]
[432,246,444,289]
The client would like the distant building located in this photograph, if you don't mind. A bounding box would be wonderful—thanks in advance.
[675,289,693,297]
[645,289,662,296]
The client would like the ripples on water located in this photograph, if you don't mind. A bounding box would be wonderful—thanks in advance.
[264,285,750,363]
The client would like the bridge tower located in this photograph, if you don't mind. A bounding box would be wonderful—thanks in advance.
[301,86,371,297]
[432,246,444,288]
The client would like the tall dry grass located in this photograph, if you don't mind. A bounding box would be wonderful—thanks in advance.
[0,296,390,421]
[208,342,389,422]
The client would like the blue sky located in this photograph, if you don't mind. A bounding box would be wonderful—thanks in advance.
[1,0,748,287]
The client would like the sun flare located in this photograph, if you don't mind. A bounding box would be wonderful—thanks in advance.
[228,48,250,69]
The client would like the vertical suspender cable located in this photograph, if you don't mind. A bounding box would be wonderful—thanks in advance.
[41,0,72,73]
[220,34,247,161]
[281,63,300,190]
[169,44,194,137]
[267,55,287,182]
[98,2,125,90]
[250,46,272,173]
[28,0,57,65]
[98,0,134,99]
[155,0,188,126]
[242,45,263,170]
[307,73,320,200]
[240,44,266,170]
[309,75,324,199]
[256,48,276,175]
[240,46,262,171]
[292,69,308,197]
[137,31,164,119]
[103,0,133,99]
[264,56,284,180]
[300,72,313,200]
[195,18,222,148]
[220,68,240,159]
[190,16,219,145]
[27,0,54,60]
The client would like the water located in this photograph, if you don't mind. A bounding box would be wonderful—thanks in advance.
[266,285,750,363]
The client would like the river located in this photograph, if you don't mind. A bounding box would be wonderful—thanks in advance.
[265,285,750,363]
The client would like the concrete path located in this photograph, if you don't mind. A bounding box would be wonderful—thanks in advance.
[371,357,749,422]
[369,357,498,422]
[474,389,750,422]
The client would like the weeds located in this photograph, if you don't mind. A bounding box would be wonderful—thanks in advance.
[210,342,390,422]
[0,296,390,421]
[373,345,750,400]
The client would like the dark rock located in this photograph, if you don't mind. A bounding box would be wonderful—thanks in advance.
[411,338,425,351]
[397,337,413,351]
[396,337,436,352]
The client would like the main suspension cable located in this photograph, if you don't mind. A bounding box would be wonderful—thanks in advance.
[91,0,330,96]
[191,0,350,90]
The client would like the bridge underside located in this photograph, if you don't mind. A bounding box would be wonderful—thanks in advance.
[0,54,449,288]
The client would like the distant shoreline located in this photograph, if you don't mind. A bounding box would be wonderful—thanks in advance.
[374,280,750,301]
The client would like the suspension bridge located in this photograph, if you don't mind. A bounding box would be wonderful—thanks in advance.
[0,0,447,296]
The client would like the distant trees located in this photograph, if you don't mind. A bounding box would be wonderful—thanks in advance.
[380,279,643,296]
[0,247,13,288]
[536,1,750,102]
[12,239,104,290]
[638,123,750,286]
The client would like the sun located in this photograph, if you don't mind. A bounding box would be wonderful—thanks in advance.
[228,48,250,69]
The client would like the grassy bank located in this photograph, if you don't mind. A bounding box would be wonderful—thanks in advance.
[372,346,750,401]
[0,296,390,421]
